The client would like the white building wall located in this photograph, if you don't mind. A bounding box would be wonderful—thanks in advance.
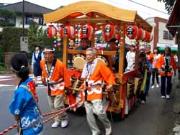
[158,22,176,45]
[146,18,155,51]
[15,16,29,28]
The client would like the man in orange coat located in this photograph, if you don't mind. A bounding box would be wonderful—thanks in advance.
[40,48,71,128]
[157,47,176,99]
[81,47,115,135]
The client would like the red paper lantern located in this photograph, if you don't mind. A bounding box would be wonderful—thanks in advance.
[102,23,115,42]
[136,28,145,40]
[47,25,57,38]
[144,31,153,42]
[81,24,94,40]
[126,25,138,39]
[57,26,63,38]
[63,25,75,39]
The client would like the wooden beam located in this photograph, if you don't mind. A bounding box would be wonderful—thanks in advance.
[59,17,119,24]
[119,24,125,76]
[68,49,116,56]
[62,37,68,66]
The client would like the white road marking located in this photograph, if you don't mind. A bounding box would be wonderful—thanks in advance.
[0,76,13,79]
[0,84,14,87]
[0,78,12,81]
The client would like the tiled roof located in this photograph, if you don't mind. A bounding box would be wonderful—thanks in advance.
[0,1,52,15]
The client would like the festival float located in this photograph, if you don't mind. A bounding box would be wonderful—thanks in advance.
[44,1,153,119]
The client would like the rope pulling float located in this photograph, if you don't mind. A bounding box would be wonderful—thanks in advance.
[0,101,81,135]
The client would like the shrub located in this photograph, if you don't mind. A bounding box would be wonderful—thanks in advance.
[0,27,28,52]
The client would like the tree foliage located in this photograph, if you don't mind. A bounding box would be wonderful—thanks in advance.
[28,22,53,52]
[0,27,28,52]
[0,9,16,26]
[157,0,176,13]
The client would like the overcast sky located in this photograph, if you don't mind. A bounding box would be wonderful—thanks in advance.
[0,0,169,19]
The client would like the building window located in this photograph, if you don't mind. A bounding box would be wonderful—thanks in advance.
[169,33,173,40]
[163,31,168,39]
[25,16,33,24]
[163,30,173,40]
[25,16,43,25]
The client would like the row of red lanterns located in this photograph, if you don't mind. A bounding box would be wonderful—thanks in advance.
[47,24,121,42]
[126,25,153,42]
[47,24,152,43]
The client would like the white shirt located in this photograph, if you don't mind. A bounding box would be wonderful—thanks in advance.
[126,51,135,71]
[81,59,97,80]
[152,54,161,68]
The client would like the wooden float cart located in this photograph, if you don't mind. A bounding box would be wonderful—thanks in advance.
[43,1,152,119]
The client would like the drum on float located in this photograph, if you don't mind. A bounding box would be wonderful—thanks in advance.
[72,54,86,70]
[95,55,108,66]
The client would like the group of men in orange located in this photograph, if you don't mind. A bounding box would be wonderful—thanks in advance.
[38,45,177,135]
[40,47,115,135]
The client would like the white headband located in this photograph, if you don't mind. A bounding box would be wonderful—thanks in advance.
[43,48,55,53]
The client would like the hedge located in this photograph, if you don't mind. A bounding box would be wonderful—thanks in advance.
[0,27,28,52]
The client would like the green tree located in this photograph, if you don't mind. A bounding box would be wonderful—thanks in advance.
[157,0,176,13]
[0,9,16,26]
[28,22,53,51]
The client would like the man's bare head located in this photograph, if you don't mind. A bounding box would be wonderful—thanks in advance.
[86,48,97,63]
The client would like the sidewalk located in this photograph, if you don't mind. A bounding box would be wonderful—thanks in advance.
[170,76,180,135]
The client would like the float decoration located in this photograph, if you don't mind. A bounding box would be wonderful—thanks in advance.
[74,25,81,47]
[47,25,57,38]
[136,28,144,40]
[102,23,115,42]
[81,24,94,40]
[126,25,138,40]
[63,25,75,39]
[144,31,153,42]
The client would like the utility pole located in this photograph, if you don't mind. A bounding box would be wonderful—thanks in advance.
[20,0,28,52]
[22,0,24,41]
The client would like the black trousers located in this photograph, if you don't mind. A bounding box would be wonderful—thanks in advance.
[151,68,159,85]
[160,76,172,96]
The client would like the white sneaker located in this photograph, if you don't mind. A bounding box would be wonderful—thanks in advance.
[156,84,159,88]
[141,100,145,104]
[61,120,68,128]
[151,85,155,89]
[51,121,60,128]
[166,95,170,99]
[161,96,166,99]
[105,127,112,135]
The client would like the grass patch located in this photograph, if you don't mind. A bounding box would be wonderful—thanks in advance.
[0,63,6,74]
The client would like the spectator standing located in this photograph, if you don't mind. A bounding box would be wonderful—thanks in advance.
[157,47,177,99]
[31,46,43,83]
[151,48,161,88]
[145,48,153,95]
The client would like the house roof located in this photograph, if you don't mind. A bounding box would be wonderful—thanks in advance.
[44,1,152,32]
[167,0,180,37]
[0,1,52,15]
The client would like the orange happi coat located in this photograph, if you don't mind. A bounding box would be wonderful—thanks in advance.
[146,53,154,64]
[157,55,177,76]
[81,60,115,101]
[152,53,161,68]
[40,59,71,96]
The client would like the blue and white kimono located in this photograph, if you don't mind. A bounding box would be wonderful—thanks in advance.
[9,77,43,135]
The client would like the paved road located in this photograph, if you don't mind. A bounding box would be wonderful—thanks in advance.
[0,75,175,135]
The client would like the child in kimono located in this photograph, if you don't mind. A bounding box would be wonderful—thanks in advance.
[9,53,43,135]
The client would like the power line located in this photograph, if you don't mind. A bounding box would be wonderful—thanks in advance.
[128,0,168,14]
